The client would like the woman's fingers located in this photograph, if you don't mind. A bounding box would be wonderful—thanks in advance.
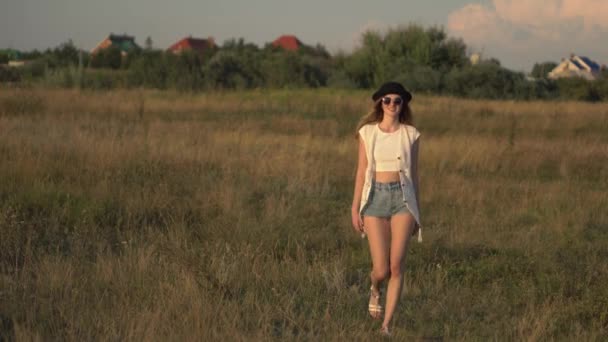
[352,217,361,232]
[352,221,363,233]
[351,211,366,236]
[359,219,367,238]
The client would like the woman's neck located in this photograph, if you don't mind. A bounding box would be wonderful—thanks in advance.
[378,117,400,133]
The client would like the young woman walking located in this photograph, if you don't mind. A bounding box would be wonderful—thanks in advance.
[351,81,422,336]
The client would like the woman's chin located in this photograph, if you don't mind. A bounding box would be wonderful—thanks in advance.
[385,110,399,117]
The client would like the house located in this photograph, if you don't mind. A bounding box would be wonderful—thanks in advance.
[90,34,139,56]
[548,54,601,80]
[8,60,30,68]
[0,49,31,67]
[0,49,21,62]
[167,36,216,55]
[272,35,303,51]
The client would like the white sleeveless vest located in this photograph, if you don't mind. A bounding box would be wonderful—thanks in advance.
[358,123,423,242]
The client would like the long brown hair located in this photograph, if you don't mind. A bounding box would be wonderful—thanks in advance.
[355,98,414,138]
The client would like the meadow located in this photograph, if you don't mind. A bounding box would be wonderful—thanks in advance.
[0,87,607,340]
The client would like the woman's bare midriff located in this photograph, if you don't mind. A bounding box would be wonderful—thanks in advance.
[374,171,400,183]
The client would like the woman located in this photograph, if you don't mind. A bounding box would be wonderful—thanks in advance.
[351,81,421,335]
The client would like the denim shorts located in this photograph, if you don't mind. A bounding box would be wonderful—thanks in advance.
[361,181,411,218]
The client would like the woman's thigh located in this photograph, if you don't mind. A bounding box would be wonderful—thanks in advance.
[364,216,391,271]
[389,213,416,272]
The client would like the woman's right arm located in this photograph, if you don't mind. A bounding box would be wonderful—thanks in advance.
[351,137,367,232]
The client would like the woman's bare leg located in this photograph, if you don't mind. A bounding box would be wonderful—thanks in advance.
[382,213,416,329]
[363,216,391,318]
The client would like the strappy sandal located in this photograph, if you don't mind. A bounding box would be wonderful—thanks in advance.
[368,285,383,319]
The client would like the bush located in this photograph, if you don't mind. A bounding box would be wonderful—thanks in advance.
[444,63,526,99]
[127,51,169,89]
[81,69,127,90]
[205,50,261,89]
[555,77,603,102]
[326,69,358,89]
[166,51,205,91]
[90,46,122,70]
[0,53,9,64]
[395,65,442,93]
[0,66,20,83]
[19,60,47,80]
[531,62,558,79]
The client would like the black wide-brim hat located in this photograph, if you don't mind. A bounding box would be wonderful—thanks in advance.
[372,82,412,103]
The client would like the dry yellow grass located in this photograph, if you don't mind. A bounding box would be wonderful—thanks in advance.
[0,87,607,340]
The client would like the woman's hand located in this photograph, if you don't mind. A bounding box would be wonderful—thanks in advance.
[351,206,364,234]
[411,222,420,236]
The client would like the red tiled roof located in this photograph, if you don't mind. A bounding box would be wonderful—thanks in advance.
[168,37,215,54]
[272,35,302,51]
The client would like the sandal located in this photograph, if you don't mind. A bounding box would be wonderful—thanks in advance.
[368,285,383,319]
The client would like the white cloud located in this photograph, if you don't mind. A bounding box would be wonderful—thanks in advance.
[448,0,608,70]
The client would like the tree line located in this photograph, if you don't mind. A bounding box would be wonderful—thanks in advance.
[3,24,608,101]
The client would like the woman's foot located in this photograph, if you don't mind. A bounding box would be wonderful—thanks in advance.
[368,284,383,319]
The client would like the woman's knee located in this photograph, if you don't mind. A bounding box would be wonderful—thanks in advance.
[372,267,390,281]
[389,263,403,278]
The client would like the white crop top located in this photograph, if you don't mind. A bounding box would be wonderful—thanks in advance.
[373,125,400,172]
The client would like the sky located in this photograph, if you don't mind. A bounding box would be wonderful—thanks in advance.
[1,0,607,72]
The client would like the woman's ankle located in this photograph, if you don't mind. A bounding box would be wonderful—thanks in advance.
[370,272,383,293]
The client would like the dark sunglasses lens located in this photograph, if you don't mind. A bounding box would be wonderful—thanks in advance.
[381,97,403,105]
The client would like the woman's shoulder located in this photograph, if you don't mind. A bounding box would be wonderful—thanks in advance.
[402,124,421,139]
[358,123,377,135]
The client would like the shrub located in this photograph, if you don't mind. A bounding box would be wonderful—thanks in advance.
[81,69,127,90]
[444,63,526,99]
[556,78,602,102]
[0,66,20,83]
[90,46,122,70]
[127,51,169,89]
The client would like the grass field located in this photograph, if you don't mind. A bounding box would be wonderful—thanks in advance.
[1,87,607,340]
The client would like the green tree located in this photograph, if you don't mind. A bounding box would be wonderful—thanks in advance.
[90,46,122,69]
[337,24,469,89]
[167,50,205,91]
[204,50,260,89]
[530,61,558,79]
[127,50,169,88]
[556,77,602,102]
[444,63,526,99]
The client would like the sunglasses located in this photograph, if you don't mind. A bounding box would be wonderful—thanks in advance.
[381,97,403,106]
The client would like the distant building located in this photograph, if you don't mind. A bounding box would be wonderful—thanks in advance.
[0,49,30,67]
[8,60,30,68]
[0,49,21,61]
[167,36,216,55]
[91,34,140,56]
[272,35,303,51]
[548,54,601,80]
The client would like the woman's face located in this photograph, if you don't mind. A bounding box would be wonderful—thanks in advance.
[380,94,403,118]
